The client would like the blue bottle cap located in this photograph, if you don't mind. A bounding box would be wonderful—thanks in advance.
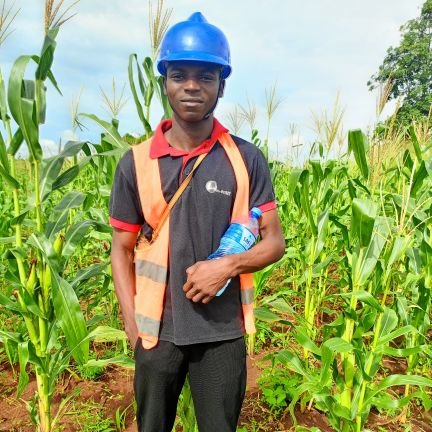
[250,207,262,219]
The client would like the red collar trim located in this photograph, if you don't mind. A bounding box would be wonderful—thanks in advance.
[149,118,228,159]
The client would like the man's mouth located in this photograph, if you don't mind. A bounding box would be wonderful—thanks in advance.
[181,99,203,105]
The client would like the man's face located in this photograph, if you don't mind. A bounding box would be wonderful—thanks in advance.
[164,61,224,122]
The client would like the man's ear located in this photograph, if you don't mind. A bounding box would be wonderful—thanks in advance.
[218,79,226,98]
[162,76,167,95]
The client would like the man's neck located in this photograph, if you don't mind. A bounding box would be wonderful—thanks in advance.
[165,115,214,152]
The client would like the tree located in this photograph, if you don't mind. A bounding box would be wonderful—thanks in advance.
[368,1,432,126]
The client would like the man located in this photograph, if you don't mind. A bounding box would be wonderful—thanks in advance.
[109,12,285,432]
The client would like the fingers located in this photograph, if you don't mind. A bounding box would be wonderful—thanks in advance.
[183,278,193,293]
[184,285,215,303]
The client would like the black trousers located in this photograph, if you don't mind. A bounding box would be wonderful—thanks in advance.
[134,337,247,432]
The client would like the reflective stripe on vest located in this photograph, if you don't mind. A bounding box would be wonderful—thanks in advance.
[132,133,256,349]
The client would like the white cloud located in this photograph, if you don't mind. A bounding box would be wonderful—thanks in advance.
[1,0,425,153]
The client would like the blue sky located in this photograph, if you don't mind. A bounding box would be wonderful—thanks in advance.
[1,0,425,161]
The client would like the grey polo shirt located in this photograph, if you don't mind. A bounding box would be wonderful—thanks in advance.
[109,119,276,345]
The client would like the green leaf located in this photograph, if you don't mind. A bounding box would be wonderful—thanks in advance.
[71,263,108,288]
[128,54,152,135]
[313,209,329,261]
[396,296,409,326]
[323,337,353,354]
[377,307,398,340]
[0,69,7,123]
[351,198,377,248]
[408,125,422,162]
[52,157,89,190]
[364,374,432,407]
[60,140,88,157]
[254,306,281,322]
[0,128,9,170]
[35,28,58,81]
[62,220,95,258]
[288,169,302,199]
[50,270,89,365]
[8,127,24,155]
[46,192,87,239]
[88,325,128,342]
[0,292,22,313]
[411,160,428,197]
[17,341,29,398]
[299,170,317,235]
[295,328,321,356]
[40,156,64,200]
[0,164,20,189]
[85,354,134,370]
[276,350,307,376]
[381,345,426,357]
[372,390,427,410]
[81,113,128,148]
[352,219,388,287]
[336,291,383,312]
[348,129,369,179]
[8,56,41,160]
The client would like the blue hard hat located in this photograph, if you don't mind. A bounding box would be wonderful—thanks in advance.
[157,12,232,79]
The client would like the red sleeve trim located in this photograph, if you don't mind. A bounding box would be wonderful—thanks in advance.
[257,201,277,213]
[109,217,141,233]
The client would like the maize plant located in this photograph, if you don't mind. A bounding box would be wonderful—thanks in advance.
[0,5,127,431]
[255,126,432,430]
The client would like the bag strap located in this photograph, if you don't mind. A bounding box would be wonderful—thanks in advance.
[151,152,207,241]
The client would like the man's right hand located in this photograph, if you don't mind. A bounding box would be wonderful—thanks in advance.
[125,322,139,350]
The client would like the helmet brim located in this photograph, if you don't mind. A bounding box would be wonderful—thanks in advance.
[157,51,231,79]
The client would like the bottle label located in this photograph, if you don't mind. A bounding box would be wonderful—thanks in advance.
[224,224,256,251]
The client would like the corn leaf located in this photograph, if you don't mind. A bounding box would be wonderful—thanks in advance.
[408,125,422,163]
[348,129,369,179]
[0,164,20,189]
[0,292,22,313]
[295,329,321,356]
[35,28,58,81]
[7,127,24,156]
[46,192,86,239]
[50,270,89,365]
[276,350,307,376]
[62,220,94,258]
[0,129,9,170]
[363,375,432,407]
[254,306,281,323]
[351,198,377,248]
[128,54,152,135]
[85,355,134,370]
[40,156,64,200]
[52,157,89,191]
[8,56,41,161]
[373,390,429,410]
[17,341,29,398]
[299,170,317,235]
[81,113,127,148]
[0,69,7,123]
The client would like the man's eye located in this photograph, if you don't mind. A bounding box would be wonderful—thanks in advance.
[201,76,215,82]
[170,74,183,81]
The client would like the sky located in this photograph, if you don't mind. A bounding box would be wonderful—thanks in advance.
[1,0,426,161]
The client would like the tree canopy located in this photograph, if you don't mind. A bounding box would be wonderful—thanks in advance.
[368,0,432,125]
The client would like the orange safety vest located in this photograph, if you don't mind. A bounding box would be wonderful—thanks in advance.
[132,133,256,349]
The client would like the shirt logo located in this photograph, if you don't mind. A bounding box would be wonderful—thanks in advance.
[205,180,232,196]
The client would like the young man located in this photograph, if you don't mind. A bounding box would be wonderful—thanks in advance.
[109,12,285,432]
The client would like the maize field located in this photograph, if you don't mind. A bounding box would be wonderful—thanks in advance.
[0,1,431,431]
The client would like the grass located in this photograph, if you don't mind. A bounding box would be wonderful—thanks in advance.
[65,400,115,432]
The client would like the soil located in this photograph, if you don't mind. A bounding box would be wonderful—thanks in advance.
[0,355,431,432]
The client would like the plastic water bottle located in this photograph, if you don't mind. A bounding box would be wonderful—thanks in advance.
[208,207,262,296]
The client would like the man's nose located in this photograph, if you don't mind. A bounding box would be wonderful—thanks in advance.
[184,78,200,91]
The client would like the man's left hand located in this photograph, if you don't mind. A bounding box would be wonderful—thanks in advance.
[183,259,232,304]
